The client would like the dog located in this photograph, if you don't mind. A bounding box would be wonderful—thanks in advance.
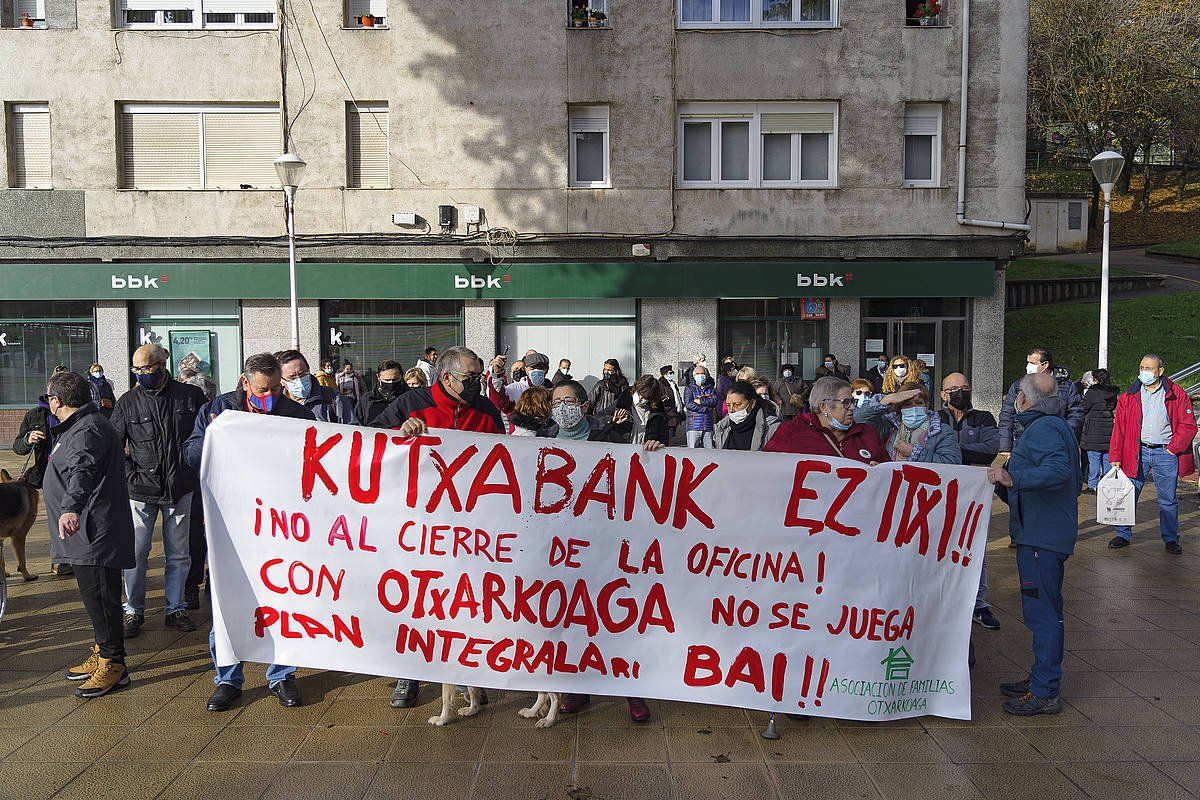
[428,683,485,726]
[518,692,563,728]
[0,468,40,582]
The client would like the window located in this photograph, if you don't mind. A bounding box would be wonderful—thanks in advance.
[903,103,941,186]
[679,0,834,27]
[13,0,47,26]
[1067,202,1082,230]
[347,102,389,188]
[568,105,610,188]
[119,104,280,190]
[678,102,836,188]
[905,0,944,25]
[345,0,385,27]
[567,0,607,27]
[0,302,96,407]
[323,300,463,389]
[8,103,51,188]
[117,0,274,28]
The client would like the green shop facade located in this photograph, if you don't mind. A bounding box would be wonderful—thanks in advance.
[0,259,1002,419]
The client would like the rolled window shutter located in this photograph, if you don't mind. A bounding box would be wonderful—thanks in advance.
[904,106,940,136]
[760,112,835,134]
[569,107,609,133]
[121,0,170,10]
[203,0,275,12]
[14,0,44,20]
[349,104,389,188]
[346,0,385,19]
[202,111,281,189]
[12,107,51,189]
[121,112,202,189]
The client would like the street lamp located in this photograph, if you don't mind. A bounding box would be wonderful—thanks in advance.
[274,153,307,349]
[1090,150,1125,370]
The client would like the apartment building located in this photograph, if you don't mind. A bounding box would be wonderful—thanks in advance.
[0,0,1027,430]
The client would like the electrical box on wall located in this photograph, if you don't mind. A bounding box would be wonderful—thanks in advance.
[464,205,481,225]
[438,205,456,229]
[392,212,418,226]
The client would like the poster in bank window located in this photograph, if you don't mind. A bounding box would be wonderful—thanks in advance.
[203,414,992,721]
[168,330,215,379]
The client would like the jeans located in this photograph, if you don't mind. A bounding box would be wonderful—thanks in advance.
[974,555,989,612]
[209,629,295,689]
[124,493,193,616]
[687,430,713,449]
[1016,545,1068,699]
[75,565,125,662]
[1114,445,1180,543]
[186,490,207,591]
[1086,450,1111,489]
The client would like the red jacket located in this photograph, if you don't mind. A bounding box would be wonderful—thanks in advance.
[1109,378,1197,477]
[370,381,504,434]
[763,412,890,464]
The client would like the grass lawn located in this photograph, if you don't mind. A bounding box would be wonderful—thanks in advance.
[1005,291,1200,387]
[1147,239,1200,260]
[1006,258,1138,280]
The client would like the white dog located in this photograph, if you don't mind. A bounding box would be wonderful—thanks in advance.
[428,684,484,726]
[518,692,563,728]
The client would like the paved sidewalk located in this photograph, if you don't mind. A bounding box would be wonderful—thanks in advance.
[3,447,1200,799]
[1042,247,1200,298]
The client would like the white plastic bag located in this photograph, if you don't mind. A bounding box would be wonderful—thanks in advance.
[1097,466,1136,527]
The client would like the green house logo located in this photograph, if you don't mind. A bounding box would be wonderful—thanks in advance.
[880,646,914,681]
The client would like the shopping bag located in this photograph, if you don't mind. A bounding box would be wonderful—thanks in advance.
[1097,466,1136,527]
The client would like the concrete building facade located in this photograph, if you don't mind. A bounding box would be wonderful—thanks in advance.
[0,0,1027,434]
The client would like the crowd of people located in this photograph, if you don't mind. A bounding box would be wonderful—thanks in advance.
[17,341,1197,721]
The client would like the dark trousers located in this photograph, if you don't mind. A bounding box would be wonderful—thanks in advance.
[74,565,125,662]
[186,491,207,591]
[1016,545,1068,699]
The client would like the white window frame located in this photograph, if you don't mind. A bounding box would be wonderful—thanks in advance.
[903,103,941,188]
[119,103,280,190]
[677,101,838,189]
[8,103,52,189]
[568,105,610,189]
[677,0,836,29]
[344,0,385,28]
[115,0,275,29]
[14,0,47,26]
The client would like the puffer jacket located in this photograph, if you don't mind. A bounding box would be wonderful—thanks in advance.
[999,373,1084,451]
[371,381,504,434]
[763,413,890,464]
[111,379,207,504]
[1079,383,1119,452]
[683,382,718,432]
[184,389,315,471]
[1005,400,1080,555]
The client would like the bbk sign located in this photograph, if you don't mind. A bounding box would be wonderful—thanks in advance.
[796,272,852,288]
[112,274,168,290]
[454,274,504,289]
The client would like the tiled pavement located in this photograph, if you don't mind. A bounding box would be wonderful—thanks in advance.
[3,447,1200,799]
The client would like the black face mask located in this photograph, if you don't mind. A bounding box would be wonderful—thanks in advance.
[456,377,482,403]
[512,369,526,381]
[948,389,972,411]
[379,380,403,398]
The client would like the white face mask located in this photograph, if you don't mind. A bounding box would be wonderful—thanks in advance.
[782,369,793,378]
[893,366,908,379]
[728,408,751,425]
[1026,362,1041,375]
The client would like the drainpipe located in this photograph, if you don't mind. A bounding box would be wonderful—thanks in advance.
[955,0,1031,232]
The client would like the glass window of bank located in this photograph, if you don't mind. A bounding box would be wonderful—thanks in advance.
[0,302,96,407]
[720,299,830,382]
[323,300,463,385]
[131,300,242,394]
[499,299,637,392]
[861,298,969,387]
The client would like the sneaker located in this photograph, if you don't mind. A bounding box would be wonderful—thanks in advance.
[165,611,196,632]
[972,608,1001,630]
[52,563,74,577]
[122,614,144,639]
[74,658,130,698]
[65,645,101,682]
[1002,692,1062,716]
[627,697,651,723]
[1166,541,1183,555]
[390,679,420,709]
[1108,536,1130,549]
[184,586,201,611]
[999,679,1030,698]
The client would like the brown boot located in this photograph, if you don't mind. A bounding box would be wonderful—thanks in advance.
[65,645,101,682]
[74,658,130,698]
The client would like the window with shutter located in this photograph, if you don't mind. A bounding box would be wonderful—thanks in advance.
[679,0,835,27]
[568,105,610,188]
[347,103,390,188]
[14,0,46,25]
[117,0,272,28]
[345,0,385,27]
[121,111,202,189]
[10,104,51,188]
[903,103,941,186]
[202,111,280,188]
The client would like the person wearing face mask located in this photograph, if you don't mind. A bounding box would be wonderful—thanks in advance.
[86,363,116,418]
[183,352,314,713]
[881,356,911,394]
[355,360,407,425]
[815,353,850,382]
[590,358,633,426]
[337,360,363,403]
[773,365,803,420]
[41,369,136,698]
[764,377,888,463]
[936,372,1001,631]
[551,358,573,387]
[855,382,962,465]
[1107,354,1197,554]
[316,359,337,389]
[658,365,684,442]
[502,352,551,402]
[863,357,889,394]
[714,380,780,451]
[630,375,671,446]
[278,350,359,425]
[849,379,873,408]
[998,348,1084,460]
[109,344,207,638]
[683,364,718,448]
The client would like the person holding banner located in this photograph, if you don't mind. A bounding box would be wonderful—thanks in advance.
[764,377,888,463]
[184,352,316,712]
[987,371,1079,716]
[713,380,779,451]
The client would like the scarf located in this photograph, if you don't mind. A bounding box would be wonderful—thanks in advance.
[557,421,591,441]
[884,409,941,462]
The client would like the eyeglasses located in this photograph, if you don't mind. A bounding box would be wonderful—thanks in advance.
[448,370,482,383]
[943,385,969,393]
[822,398,856,409]
[551,397,582,408]
[131,363,164,375]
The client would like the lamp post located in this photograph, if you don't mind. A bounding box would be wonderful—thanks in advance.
[274,153,307,349]
[1090,150,1125,370]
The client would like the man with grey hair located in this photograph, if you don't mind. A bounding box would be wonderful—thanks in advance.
[370,345,503,707]
[1108,353,1197,553]
[987,371,1079,716]
[183,352,316,713]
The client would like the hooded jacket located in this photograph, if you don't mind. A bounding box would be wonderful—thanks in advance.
[999,372,1084,451]
[110,378,207,504]
[713,406,780,451]
[763,412,890,464]
[370,380,504,434]
[1005,398,1080,555]
[1109,377,1197,478]
[183,389,315,471]
[42,404,135,569]
[1079,383,1119,452]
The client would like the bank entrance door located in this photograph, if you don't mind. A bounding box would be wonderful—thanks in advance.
[861,299,969,401]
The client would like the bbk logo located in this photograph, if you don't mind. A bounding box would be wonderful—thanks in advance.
[112,274,168,290]
[796,272,852,288]
[454,275,503,289]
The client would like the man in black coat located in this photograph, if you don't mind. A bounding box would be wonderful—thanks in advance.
[42,370,136,698]
[355,359,407,425]
[110,344,207,638]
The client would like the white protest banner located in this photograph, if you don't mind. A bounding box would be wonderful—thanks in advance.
[203,413,992,721]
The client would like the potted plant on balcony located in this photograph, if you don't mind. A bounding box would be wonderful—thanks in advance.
[589,9,606,27]
[19,12,34,27]
[359,12,376,26]
[571,7,588,27]
[913,1,941,25]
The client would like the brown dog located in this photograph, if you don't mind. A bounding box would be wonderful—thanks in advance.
[0,468,39,581]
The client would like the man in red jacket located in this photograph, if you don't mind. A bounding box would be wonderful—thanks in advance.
[1108,354,1197,554]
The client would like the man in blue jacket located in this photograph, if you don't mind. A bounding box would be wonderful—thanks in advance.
[997,348,1083,459]
[988,372,1079,716]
